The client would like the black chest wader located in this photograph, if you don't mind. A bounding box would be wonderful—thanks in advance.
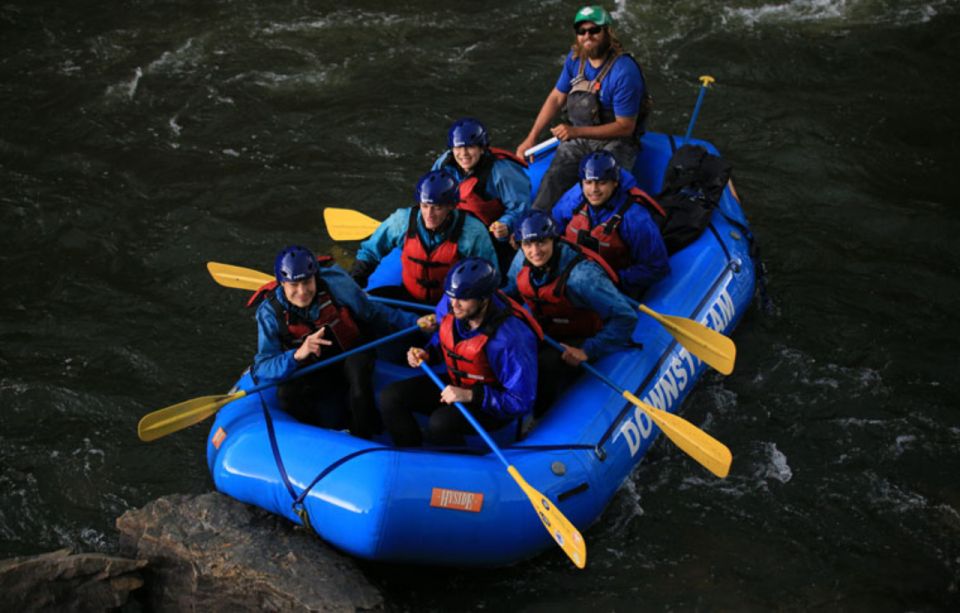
[566,51,652,138]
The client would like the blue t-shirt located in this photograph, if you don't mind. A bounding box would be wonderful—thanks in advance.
[554,51,645,119]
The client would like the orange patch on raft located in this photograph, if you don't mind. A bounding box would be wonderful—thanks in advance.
[430,487,484,513]
[212,427,227,449]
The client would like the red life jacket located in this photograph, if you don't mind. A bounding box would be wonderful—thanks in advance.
[401,207,465,303]
[439,291,543,388]
[246,256,360,353]
[449,147,528,226]
[515,240,619,338]
[562,186,666,271]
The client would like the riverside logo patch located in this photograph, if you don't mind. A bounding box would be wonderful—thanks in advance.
[430,487,484,513]
[212,427,227,449]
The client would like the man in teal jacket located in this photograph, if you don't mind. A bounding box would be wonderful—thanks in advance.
[350,169,499,303]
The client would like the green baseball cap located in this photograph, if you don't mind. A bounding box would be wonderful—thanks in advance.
[573,5,612,27]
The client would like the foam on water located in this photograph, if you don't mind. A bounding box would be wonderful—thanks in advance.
[719,0,954,28]
[259,10,407,36]
[609,475,646,534]
[758,441,793,483]
[346,135,402,159]
[146,38,203,75]
[722,0,848,26]
[231,69,332,90]
[104,66,142,101]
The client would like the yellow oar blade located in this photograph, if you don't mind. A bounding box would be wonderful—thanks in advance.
[622,391,732,478]
[507,466,586,569]
[207,262,273,291]
[323,207,382,241]
[638,304,736,375]
[138,391,246,442]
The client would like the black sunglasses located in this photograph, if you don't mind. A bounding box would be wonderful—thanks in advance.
[575,25,604,37]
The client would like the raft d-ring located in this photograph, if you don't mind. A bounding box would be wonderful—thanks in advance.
[730,258,742,273]
[294,505,315,534]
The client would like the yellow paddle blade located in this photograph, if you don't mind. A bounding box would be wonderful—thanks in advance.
[507,466,586,569]
[323,207,382,241]
[637,304,736,375]
[207,262,273,291]
[622,391,732,478]
[138,390,247,442]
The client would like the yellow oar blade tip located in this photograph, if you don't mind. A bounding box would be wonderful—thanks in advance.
[570,531,587,568]
[709,449,733,479]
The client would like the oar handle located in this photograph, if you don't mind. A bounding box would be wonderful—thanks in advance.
[417,362,511,469]
[524,137,560,161]
[247,323,422,395]
[682,74,716,145]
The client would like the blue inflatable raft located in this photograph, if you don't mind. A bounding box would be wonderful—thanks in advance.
[206,132,757,567]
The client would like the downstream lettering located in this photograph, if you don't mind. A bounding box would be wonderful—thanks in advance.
[612,288,734,458]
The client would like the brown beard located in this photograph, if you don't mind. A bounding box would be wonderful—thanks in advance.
[586,35,611,60]
[572,28,623,60]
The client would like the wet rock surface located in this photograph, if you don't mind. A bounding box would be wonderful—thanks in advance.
[0,548,146,610]
[1,492,383,612]
[116,492,384,612]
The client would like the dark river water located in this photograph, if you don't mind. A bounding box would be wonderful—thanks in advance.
[2,0,959,609]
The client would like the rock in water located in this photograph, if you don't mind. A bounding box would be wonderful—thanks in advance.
[116,492,383,612]
[0,548,146,610]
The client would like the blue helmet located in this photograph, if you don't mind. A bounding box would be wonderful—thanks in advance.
[514,210,558,242]
[415,169,460,206]
[444,257,498,300]
[274,245,317,283]
[447,117,490,148]
[579,150,620,182]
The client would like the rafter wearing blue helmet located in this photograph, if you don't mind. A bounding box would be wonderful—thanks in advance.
[248,245,418,437]
[516,5,651,212]
[350,169,499,303]
[503,211,639,415]
[379,258,541,447]
[433,117,531,235]
[551,151,670,296]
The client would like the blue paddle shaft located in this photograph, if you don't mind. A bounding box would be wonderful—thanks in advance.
[384,296,629,397]
[386,295,631,395]
[683,85,710,145]
[542,335,624,395]
[368,295,432,312]
[247,323,421,395]
[417,362,512,469]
